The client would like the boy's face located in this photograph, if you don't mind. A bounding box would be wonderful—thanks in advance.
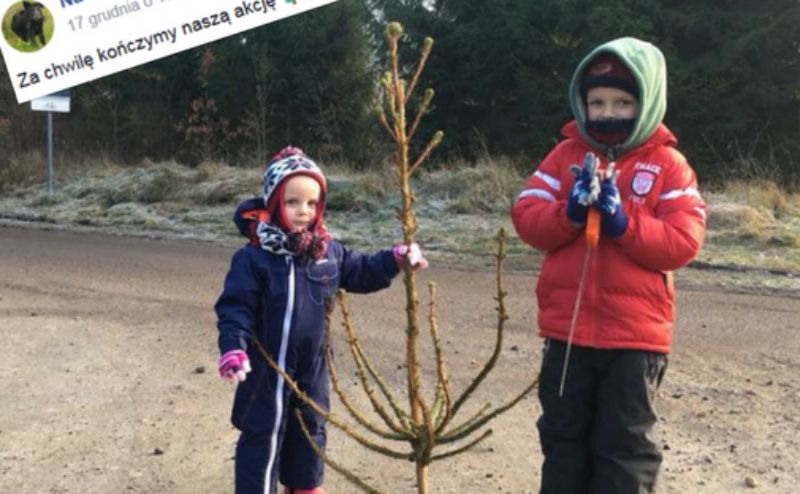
[282,175,321,232]
[586,87,638,121]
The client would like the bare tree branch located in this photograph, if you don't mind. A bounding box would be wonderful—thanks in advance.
[249,337,410,459]
[339,291,414,435]
[294,409,395,494]
[325,313,408,441]
[431,429,493,462]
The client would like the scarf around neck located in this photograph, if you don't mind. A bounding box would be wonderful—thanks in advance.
[255,220,330,260]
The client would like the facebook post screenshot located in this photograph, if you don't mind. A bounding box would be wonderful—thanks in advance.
[1,0,337,102]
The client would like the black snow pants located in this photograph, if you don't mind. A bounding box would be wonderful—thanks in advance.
[537,338,668,494]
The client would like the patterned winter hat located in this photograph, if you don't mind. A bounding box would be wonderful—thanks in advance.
[580,53,638,99]
[262,146,327,209]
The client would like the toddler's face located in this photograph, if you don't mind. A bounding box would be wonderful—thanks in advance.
[586,87,638,121]
[282,175,321,232]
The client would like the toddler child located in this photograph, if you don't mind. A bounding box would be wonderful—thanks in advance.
[216,146,426,494]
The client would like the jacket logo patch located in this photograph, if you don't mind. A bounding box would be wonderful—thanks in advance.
[631,170,656,196]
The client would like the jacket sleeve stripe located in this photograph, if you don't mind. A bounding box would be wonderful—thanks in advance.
[659,187,702,201]
[534,171,561,191]
[694,206,707,220]
[518,188,556,202]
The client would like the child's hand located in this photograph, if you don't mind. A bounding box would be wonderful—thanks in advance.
[595,163,628,238]
[393,242,429,269]
[218,350,252,383]
[566,152,601,225]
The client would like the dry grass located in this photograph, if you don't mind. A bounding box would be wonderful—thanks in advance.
[417,156,523,214]
[0,151,47,190]
[705,203,772,231]
[325,163,394,212]
[1,157,798,276]
[700,181,800,271]
[714,180,798,217]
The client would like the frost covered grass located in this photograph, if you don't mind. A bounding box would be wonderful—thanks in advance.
[1,156,799,276]
[701,181,800,272]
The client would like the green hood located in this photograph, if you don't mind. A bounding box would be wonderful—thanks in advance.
[568,37,667,157]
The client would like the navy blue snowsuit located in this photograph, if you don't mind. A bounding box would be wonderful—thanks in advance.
[216,199,399,494]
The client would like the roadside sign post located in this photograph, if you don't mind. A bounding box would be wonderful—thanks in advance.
[31,90,71,195]
[46,111,53,195]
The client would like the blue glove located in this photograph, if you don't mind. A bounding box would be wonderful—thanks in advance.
[596,165,628,238]
[566,152,600,225]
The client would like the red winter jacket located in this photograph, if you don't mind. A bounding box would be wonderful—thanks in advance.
[511,121,707,353]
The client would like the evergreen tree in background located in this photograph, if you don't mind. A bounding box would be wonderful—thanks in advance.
[203,0,374,166]
[81,54,199,161]
[0,0,797,182]
[368,0,799,180]
[658,0,800,181]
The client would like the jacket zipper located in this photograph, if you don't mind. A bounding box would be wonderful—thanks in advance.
[264,256,295,490]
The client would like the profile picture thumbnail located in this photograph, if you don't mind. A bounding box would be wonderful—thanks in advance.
[2,1,55,53]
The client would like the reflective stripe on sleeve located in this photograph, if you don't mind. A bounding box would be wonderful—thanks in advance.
[694,206,707,220]
[517,188,556,202]
[534,171,561,191]
[659,187,702,201]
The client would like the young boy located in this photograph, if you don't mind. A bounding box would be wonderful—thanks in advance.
[511,38,707,493]
[215,147,426,494]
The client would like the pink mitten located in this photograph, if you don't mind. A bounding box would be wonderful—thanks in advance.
[218,350,252,383]
[392,242,429,269]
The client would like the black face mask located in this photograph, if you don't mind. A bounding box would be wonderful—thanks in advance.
[585,119,635,146]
